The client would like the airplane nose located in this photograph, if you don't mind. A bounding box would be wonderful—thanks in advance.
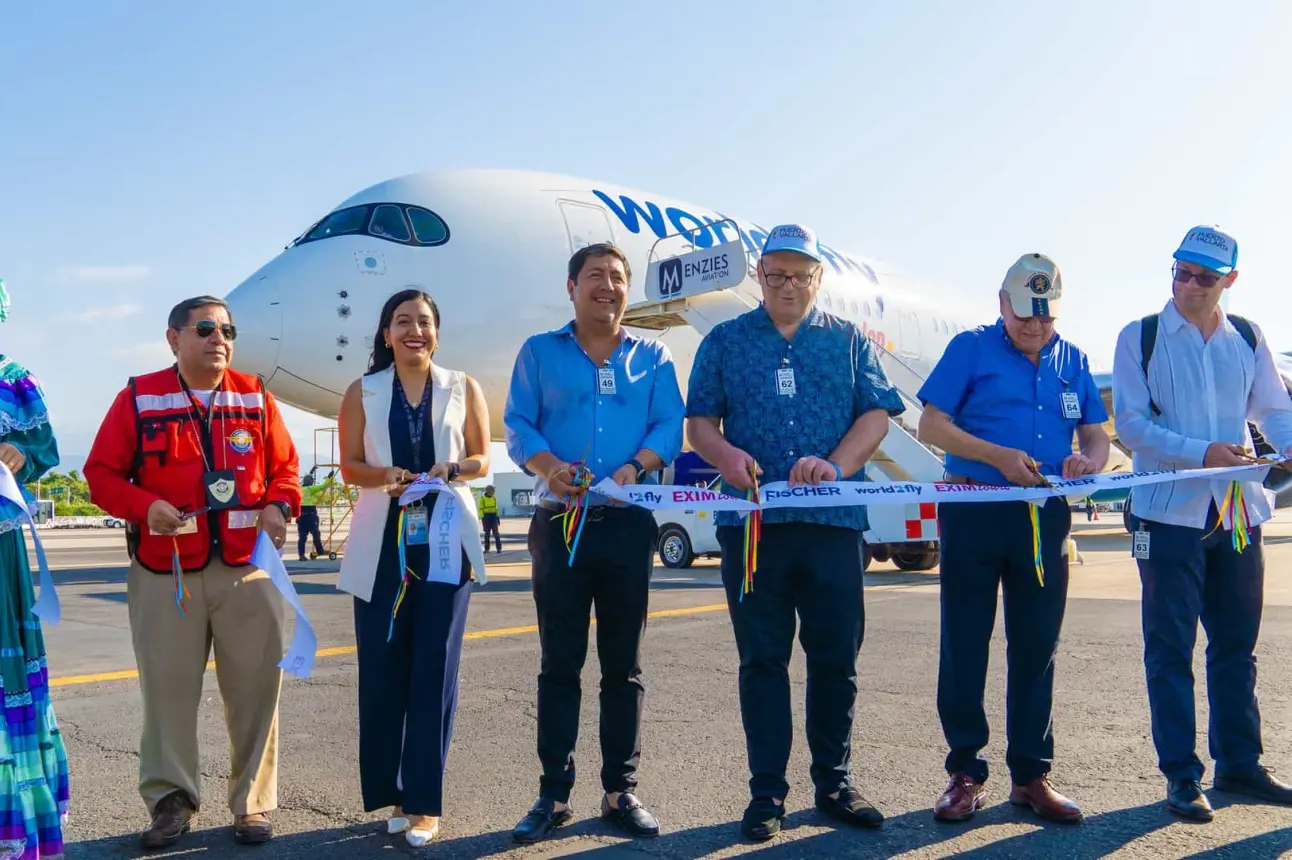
[227,274,282,381]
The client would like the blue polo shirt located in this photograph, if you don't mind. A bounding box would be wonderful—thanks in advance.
[916,320,1107,485]
[504,322,685,506]
[685,304,905,530]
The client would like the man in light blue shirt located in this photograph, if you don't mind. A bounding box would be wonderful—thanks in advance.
[1112,225,1292,821]
[504,242,684,845]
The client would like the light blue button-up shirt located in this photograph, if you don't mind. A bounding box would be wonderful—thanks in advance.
[504,322,685,505]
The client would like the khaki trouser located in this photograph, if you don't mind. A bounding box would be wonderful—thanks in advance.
[127,557,288,817]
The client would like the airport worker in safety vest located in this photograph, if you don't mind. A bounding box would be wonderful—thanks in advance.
[83,295,301,849]
[916,253,1109,825]
[504,242,684,844]
[684,224,905,841]
[1112,225,1292,821]
[478,484,502,553]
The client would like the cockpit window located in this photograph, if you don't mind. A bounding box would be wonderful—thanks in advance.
[407,207,449,245]
[292,202,450,249]
[304,206,367,241]
[370,204,412,242]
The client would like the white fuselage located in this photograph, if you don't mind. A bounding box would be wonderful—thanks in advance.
[224,168,982,443]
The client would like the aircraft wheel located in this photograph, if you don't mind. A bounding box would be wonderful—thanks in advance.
[328,552,338,561]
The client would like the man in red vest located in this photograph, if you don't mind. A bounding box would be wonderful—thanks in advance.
[84,295,301,849]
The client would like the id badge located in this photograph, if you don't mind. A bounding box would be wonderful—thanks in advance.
[598,366,616,395]
[1060,391,1081,420]
[776,367,796,396]
[405,507,429,546]
[228,510,260,529]
[1133,530,1150,560]
[203,470,239,511]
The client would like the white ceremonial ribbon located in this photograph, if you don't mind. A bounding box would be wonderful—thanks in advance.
[0,462,58,625]
[398,476,462,586]
[592,459,1286,514]
[588,479,759,512]
[250,530,319,679]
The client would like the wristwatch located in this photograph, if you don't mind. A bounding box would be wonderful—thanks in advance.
[269,501,292,521]
[447,462,461,481]
[627,458,646,480]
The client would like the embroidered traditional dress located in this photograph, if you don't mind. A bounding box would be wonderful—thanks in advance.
[0,356,68,859]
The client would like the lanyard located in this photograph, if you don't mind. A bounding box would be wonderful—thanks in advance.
[175,369,226,472]
[394,373,431,473]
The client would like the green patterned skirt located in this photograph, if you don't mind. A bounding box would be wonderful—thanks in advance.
[0,527,68,858]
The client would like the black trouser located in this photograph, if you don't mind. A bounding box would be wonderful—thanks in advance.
[1132,506,1264,782]
[937,496,1071,785]
[297,509,324,558]
[353,539,473,817]
[482,513,501,552]
[716,522,866,801]
[529,504,656,803]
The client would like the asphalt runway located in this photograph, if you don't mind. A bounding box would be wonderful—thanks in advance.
[32,514,1292,858]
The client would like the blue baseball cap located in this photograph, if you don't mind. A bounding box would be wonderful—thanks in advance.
[761,224,822,262]
[1173,225,1238,275]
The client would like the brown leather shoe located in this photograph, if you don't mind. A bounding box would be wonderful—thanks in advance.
[1009,775,1083,823]
[933,773,988,822]
[140,790,195,849]
[234,811,274,844]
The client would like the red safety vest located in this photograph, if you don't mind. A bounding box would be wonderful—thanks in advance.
[84,365,301,573]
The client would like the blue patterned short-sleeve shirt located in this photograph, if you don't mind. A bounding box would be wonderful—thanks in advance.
[685,304,906,530]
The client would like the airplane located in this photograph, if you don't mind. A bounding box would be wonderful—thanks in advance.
[222,168,1292,522]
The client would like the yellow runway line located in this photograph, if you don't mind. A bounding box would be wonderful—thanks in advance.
[49,602,728,689]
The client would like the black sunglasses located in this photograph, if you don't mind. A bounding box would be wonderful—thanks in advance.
[1172,264,1224,288]
[182,321,237,340]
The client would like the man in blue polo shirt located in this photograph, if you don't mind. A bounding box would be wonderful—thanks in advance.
[686,224,905,841]
[916,253,1109,825]
[504,242,685,844]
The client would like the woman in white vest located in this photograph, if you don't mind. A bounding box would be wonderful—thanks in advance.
[335,288,490,846]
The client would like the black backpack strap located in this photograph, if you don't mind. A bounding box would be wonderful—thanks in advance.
[1227,313,1259,352]
[1139,314,1161,416]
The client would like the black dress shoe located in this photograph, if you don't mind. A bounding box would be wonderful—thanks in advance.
[512,797,574,844]
[601,793,659,837]
[741,797,785,841]
[1215,766,1292,805]
[816,786,884,828]
[1167,779,1214,821]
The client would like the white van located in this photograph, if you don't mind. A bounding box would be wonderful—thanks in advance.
[653,473,940,573]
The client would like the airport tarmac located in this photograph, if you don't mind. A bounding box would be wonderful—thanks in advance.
[32,512,1292,858]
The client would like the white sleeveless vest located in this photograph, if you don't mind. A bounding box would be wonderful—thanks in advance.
[336,364,488,602]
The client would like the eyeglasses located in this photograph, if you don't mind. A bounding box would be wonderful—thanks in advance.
[182,321,237,340]
[760,261,818,289]
[1172,264,1224,288]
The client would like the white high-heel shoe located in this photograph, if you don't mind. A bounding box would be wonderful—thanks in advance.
[387,815,409,834]
[406,819,440,847]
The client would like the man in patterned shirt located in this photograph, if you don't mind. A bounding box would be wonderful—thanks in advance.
[685,224,905,841]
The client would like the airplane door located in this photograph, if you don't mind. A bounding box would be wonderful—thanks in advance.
[559,200,616,254]
[898,310,921,360]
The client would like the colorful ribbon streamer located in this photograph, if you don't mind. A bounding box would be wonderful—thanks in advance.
[740,463,761,601]
[171,538,192,617]
[388,505,422,642]
[560,463,594,565]
[1028,503,1044,587]
[1205,480,1254,553]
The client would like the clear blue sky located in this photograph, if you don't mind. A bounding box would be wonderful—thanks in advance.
[2,1,1289,476]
